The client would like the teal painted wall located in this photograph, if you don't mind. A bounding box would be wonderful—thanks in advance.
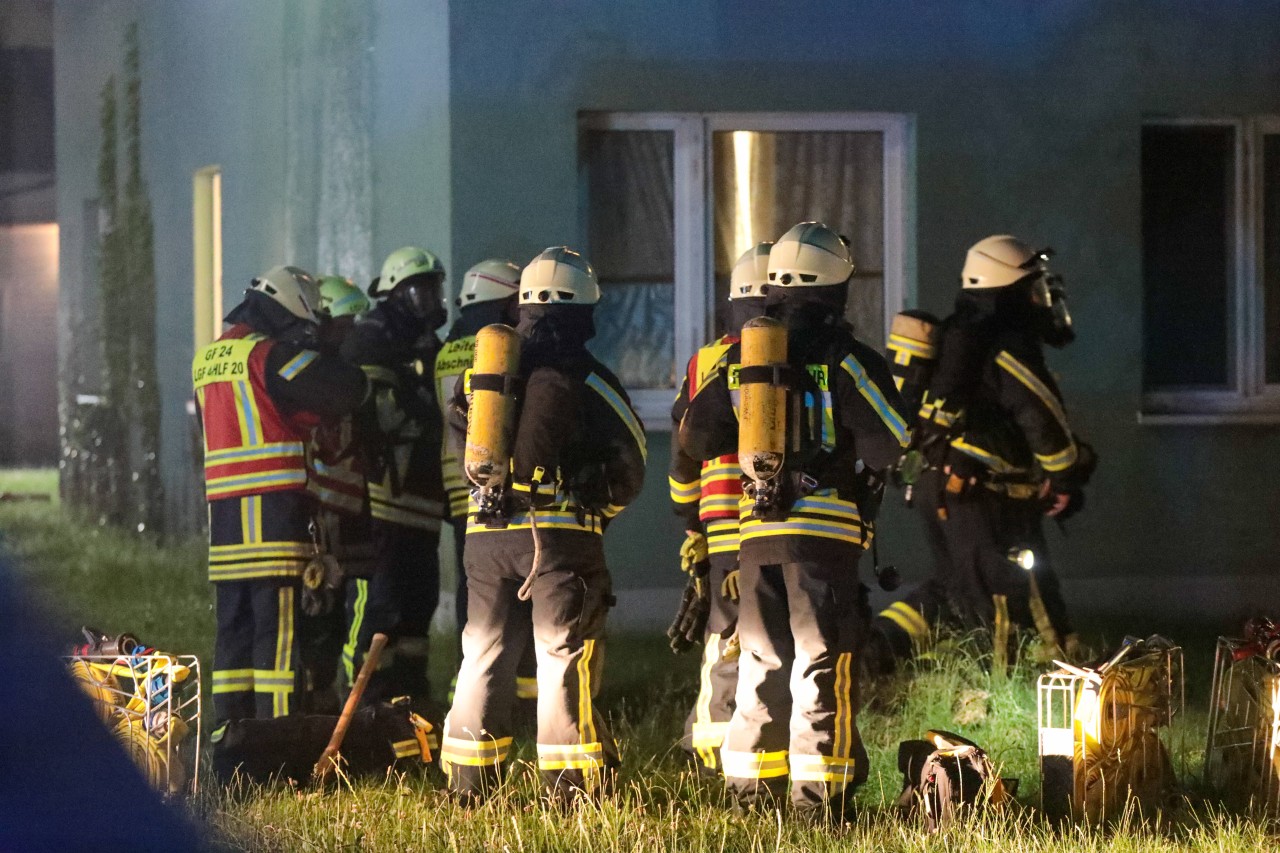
[446,1,1280,614]
[56,0,452,532]
[55,1,1280,616]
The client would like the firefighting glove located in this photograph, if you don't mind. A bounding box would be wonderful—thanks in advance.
[667,574,710,654]
[679,530,711,577]
[943,451,985,497]
[721,568,740,603]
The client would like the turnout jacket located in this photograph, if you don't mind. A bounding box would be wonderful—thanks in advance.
[434,304,510,521]
[341,304,448,531]
[679,323,910,564]
[669,336,744,556]
[194,323,367,501]
[919,320,1082,492]
[452,349,647,546]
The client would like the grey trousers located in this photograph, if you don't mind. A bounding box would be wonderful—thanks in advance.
[721,555,868,816]
[441,528,617,802]
[681,549,740,774]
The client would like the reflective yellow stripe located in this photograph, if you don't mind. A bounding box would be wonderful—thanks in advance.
[442,735,513,755]
[392,739,422,760]
[669,476,700,504]
[206,470,308,498]
[212,669,254,693]
[273,587,294,716]
[536,742,605,771]
[516,676,538,700]
[721,749,789,780]
[210,543,313,560]
[578,638,597,746]
[882,601,929,640]
[789,753,858,783]
[839,354,908,445]
[278,350,318,381]
[585,373,647,463]
[995,351,1072,435]
[440,734,513,768]
[1036,442,1079,473]
[207,441,306,464]
[691,721,730,749]
[342,579,368,686]
[208,563,307,581]
[949,438,1023,475]
[694,632,721,769]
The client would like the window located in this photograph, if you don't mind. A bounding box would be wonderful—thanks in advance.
[1141,119,1280,421]
[193,166,222,352]
[580,113,914,426]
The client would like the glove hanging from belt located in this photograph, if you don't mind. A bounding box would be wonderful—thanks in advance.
[670,535,711,653]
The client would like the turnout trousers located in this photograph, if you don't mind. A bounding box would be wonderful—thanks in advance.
[357,518,441,702]
[213,580,303,722]
[915,468,1072,647]
[450,518,538,704]
[681,548,739,774]
[208,491,311,723]
[442,528,617,802]
[721,548,868,816]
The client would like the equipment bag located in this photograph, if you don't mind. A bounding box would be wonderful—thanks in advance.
[210,697,434,785]
[897,729,1012,830]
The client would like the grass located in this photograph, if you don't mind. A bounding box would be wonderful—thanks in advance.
[2,468,1278,851]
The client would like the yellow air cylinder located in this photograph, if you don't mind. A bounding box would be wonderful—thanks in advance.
[464,324,522,491]
[738,316,788,490]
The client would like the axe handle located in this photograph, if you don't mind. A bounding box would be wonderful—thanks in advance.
[313,632,388,783]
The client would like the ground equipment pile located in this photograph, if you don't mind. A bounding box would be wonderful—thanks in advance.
[67,628,202,796]
[1038,635,1182,821]
[1204,618,1280,811]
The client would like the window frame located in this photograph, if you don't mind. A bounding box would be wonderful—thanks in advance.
[192,165,223,354]
[1140,116,1280,424]
[579,111,915,429]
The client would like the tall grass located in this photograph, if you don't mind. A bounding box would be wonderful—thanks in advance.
[2,469,1277,851]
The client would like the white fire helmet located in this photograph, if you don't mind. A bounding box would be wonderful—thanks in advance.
[519,247,601,306]
[767,222,855,288]
[730,241,773,300]
[457,258,521,308]
[250,265,322,324]
[961,235,1045,289]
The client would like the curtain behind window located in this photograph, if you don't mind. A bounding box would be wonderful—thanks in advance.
[713,131,886,346]
[583,130,676,388]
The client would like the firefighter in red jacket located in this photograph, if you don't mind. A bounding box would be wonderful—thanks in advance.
[668,242,770,774]
[194,265,367,724]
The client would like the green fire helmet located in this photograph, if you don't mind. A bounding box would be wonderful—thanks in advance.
[370,246,445,298]
[317,275,371,318]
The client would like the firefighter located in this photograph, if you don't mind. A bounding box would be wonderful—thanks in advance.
[871,235,1093,665]
[668,241,770,775]
[679,222,911,819]
[341,247,450,703]
[194,265,367,724]
[300,276,375,712]
[440,246,647,805]
[435,259,536,706]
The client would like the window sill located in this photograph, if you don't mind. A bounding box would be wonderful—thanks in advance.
[628,388,675,432]
[1139,390,1280,425]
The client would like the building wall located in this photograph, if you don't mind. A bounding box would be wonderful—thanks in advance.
[448,0,1280,619]
[53,1,1280,621]
[55,0,451,530]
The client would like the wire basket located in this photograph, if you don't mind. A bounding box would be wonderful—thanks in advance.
[1038,637,1183,822]
[67,652,202,796]
[1204,635,1280,811]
